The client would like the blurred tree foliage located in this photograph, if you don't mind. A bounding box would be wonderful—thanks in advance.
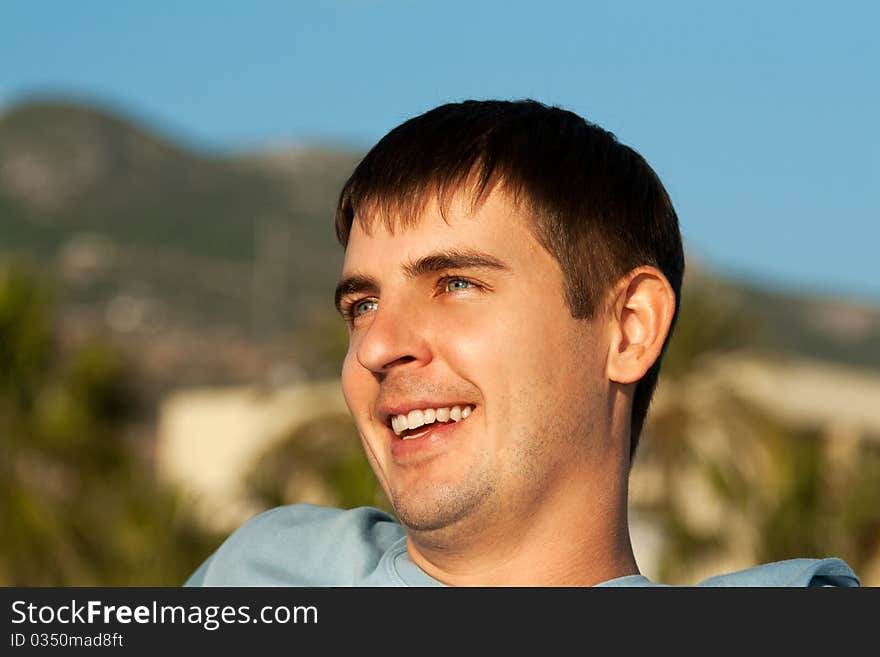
[246,414,392,516]
[291,305,350,380]
[0,261,222,585]
[638,274,880,583]
[660,272,759,378]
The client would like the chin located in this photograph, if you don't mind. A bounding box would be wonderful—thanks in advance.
[391,479,495,533]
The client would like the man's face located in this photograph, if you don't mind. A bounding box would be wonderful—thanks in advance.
[337,188,611,535]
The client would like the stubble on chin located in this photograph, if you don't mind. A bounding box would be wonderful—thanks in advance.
[390,475,496,534]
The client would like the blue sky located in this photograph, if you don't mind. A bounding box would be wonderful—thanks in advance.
[2,0,878,302]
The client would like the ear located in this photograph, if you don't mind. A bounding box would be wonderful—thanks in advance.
[605,266,676,385]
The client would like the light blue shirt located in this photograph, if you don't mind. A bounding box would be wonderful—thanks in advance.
[185,504,860,587]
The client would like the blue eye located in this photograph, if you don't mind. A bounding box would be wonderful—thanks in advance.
[445,278,473,292]
[353,299,378,316]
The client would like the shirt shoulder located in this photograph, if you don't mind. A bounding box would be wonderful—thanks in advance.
[696,558,860,587]
[184,504,406,586]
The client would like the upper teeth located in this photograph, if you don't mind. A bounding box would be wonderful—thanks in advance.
[390,405,474,436]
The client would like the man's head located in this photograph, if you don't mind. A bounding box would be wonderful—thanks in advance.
[336,99,684,449]
[333,100,683,554]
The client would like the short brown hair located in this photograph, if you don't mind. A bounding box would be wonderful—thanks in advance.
[335,99,684,459]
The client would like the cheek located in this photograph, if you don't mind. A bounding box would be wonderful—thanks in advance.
[434,308,508,377]
[437,305,555,417]
[340,349,371,415]
[501,312,595,411]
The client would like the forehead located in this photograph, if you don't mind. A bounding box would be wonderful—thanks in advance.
[341,188,543,274]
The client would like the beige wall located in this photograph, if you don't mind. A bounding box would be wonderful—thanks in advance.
[156,380,349,532]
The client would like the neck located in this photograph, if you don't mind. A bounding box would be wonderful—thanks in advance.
[403,455,639,586]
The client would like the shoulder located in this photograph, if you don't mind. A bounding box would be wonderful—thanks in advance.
[696,558,860,587]
[185,504,406,586]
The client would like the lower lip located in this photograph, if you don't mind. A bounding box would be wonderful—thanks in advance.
[388,413,474,461]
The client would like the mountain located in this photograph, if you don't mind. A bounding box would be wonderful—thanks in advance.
[1,98,878,396]
[0,99,361,337]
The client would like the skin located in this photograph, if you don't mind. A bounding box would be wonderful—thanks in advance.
[337,186,675,586]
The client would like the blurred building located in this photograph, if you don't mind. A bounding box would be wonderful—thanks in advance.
[157,380,349,532]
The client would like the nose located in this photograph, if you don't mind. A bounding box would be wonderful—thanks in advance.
[355,298,432,378]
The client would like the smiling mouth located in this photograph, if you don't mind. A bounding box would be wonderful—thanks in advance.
[389,404,476,440]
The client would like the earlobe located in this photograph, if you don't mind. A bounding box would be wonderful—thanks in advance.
[606,267,676,385]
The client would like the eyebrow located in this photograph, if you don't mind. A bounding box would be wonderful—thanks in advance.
[334,248,509,315]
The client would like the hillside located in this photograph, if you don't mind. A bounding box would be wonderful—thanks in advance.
[0,99,360,337]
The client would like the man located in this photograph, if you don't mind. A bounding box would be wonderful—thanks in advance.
[186,100,858,587]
